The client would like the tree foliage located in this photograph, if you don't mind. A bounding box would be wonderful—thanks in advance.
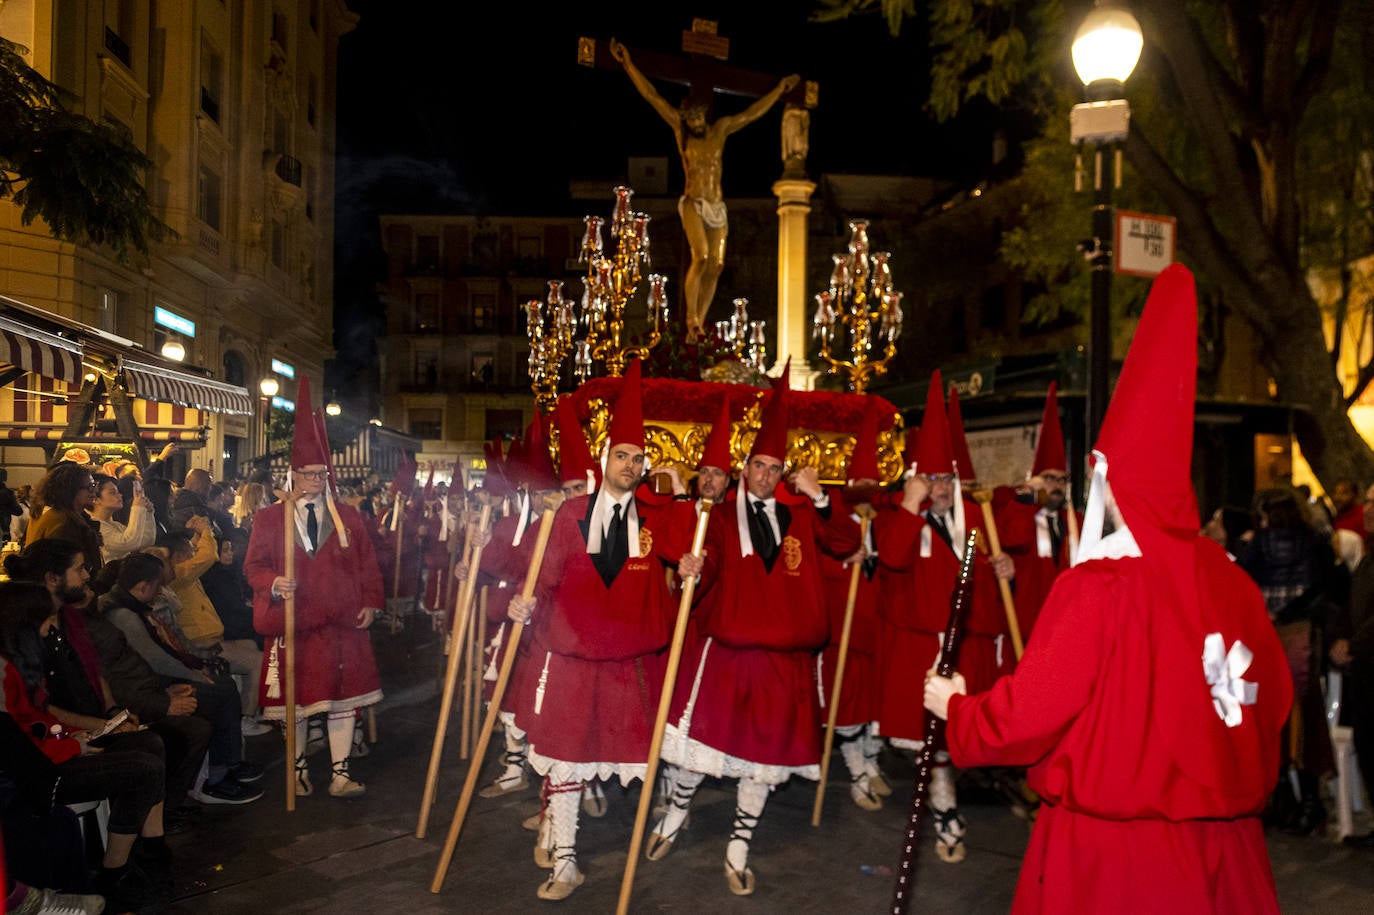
[817,0,1374,487]
[0,37,171,262]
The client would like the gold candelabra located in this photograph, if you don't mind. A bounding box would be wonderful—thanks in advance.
[714,298,768,372]
[525,185,669,412]
[812,219,903,393]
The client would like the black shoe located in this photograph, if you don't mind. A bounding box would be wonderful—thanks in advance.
[229,760,265,783]
[193,778,264,805]
[1342,831,1374,849]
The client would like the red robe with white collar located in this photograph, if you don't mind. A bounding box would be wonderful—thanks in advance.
[946,538,1290,914]
[661,495,860,778]
[997,499,1084,641]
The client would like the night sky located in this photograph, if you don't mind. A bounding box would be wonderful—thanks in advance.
[330,2,1020,393]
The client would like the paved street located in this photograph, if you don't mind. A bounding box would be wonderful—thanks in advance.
[162,622,1374,914]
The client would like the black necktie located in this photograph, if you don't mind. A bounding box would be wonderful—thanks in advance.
[595,503,628,587]
[753,501,778,565]
[306,502,318,551]
[1048,513,1063,562]
[929,511,952,550]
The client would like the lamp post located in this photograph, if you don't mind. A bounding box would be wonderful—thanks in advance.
[1070,0,1142,447]
[259,376,280,457]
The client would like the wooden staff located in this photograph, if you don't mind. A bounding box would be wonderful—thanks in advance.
[282,494,298,813]
[969,490,1024,661]
[1064,488,1080,565]
[890,531,979,915]
[390,494,406,634]
[416,502,491,839]
[472,585,489,759]
[812,507,875,826]
[616,500,713,915]
[457,512,482,759]
[431,499,558,894]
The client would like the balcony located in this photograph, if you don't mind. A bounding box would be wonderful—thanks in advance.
[274,155,302,187]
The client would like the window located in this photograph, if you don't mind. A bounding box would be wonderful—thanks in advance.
[98,288,120,334]
[415,235,440,272]
[306,74,318,127]
[223,351,247,387]
[104,1,133,67]
[517,235,542,260]
[309,0,320,33]
[471,353,495,387]
[413,349,439,387]
[304,164,316,221]
[485,409,523,442]
[272,12,289,48]
[200,35,223,123]
[414,294,440,332]
[471,294,495,332]
[273,111,291,156]
[271,220,285,269]
[197,165,222,231]
[981,285,1006,332]
[408,409,443,439]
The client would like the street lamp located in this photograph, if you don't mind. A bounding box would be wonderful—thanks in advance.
[258,376,280,457]
[1070,0,1142,449]
[325,399,342,417]
[160,333,186,362]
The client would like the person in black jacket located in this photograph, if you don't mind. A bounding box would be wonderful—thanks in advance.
[1330,483,1374,848]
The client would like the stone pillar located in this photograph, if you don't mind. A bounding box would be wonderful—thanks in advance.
[772,177,818,390]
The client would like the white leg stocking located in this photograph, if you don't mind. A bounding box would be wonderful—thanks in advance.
[726,777,770,874]
[545,781,583,885]
[930,758,966,863]
[652,766,703,840]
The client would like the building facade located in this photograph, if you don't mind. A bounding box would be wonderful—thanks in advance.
[0,0,354,482]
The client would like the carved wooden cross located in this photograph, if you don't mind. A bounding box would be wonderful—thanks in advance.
[578,19,816,115]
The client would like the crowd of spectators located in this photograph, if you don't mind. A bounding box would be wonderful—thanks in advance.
[1205,480,1374,848]
[1,445,280,912]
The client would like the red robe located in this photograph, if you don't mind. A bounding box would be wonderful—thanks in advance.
[996,499,1083,641]
[512,493,691,783]
[818,505,882,727]
[874,500,1010,743]
[946,539,1291,914]
[479,510,539,708]
[662,495,860,780]
[246,500,384,717]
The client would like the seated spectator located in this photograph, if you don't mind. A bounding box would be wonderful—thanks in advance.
[0,566,170,912]
[98,553,262,805]
[25,464,102,575]
[160,524,265,735]
[89,473,156,564]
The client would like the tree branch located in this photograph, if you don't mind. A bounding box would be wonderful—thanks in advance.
[1294,0,1340,112]
[1124,129,1276,340]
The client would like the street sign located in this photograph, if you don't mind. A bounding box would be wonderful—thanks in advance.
[1115,210,1176,277]
[945,363,996,399]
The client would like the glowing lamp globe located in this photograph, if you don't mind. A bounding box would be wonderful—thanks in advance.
[259,376,280,397]
[1072,4,1143,88]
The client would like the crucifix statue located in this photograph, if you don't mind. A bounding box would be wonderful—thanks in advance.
[588,25,802,340]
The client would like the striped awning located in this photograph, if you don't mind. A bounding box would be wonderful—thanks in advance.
[4,428,208,443]
[121,359,254,416]
[0,314,84,383]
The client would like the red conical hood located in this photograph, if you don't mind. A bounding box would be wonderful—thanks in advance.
[310,407,339,495]
[749,359,791,462]
[389,453,418,496]
[522,412,558,493]
[946,385,976,482]
[1094,264,1199,534]
[290,376,329,468]
[556,396,598,487]
[910,371,952,475]
[697,397,735,472]
[607,359,645,450]
[847,396,882,483]
[1032,381,1066,476]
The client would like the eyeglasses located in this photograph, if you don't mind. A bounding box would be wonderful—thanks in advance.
[295,470,328,480]
[1042,473,1070,485]
[924,474,956,484]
